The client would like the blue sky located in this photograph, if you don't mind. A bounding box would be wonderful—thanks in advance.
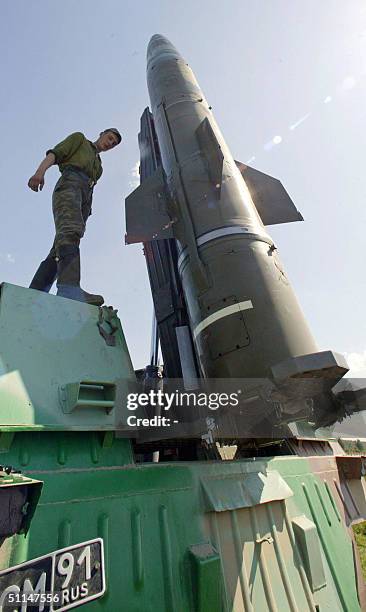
[1,1,366,375]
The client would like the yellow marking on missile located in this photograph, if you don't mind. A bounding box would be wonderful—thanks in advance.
[193,300,253,339]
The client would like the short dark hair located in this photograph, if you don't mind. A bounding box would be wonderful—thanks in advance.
[101,128,122,143]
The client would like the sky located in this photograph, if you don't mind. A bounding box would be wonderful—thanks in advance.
[1,0,366,378]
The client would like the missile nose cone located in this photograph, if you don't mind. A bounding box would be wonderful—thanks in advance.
[147,34,181,66]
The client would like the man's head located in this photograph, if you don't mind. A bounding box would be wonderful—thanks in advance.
[95,128,122,152]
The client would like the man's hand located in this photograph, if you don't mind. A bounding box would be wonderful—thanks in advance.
[28,173,45,192]
[28,152,55,192]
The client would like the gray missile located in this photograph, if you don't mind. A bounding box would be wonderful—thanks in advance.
[126,35,347,401]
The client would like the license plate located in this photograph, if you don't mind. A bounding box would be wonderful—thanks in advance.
[0,538,105,611]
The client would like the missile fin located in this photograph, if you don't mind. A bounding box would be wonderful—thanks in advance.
[235,161,304,226]
[196,118,224,189]
[125,166,174,244]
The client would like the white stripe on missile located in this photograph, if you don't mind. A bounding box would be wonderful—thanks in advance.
[193,300,253,339]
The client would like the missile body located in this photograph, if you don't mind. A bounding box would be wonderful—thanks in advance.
[144,35,317,379]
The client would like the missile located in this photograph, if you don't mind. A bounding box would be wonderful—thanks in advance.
[126,35,348,424]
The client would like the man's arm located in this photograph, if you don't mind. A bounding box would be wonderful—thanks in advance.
[28,152,56,192]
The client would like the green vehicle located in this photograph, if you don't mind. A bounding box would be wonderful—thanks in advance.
[1,34,366,612]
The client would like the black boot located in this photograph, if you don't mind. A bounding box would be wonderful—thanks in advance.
[29,257,57,292]
[56,245,104,307]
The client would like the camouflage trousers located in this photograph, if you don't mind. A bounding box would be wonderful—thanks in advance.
[47,167,94,259]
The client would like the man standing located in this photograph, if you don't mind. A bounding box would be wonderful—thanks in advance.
[28,128,122,306]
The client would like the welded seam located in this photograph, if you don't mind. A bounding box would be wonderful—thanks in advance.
[178,228,273,271]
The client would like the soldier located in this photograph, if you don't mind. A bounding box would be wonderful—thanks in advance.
[28,128,122,306]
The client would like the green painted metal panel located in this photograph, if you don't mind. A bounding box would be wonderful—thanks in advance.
[0,434,361,612]
[0,283,136,429]
[189,543,222,611]
[270,456,361,611]
[292,514,326,591]
[201,469,293,512]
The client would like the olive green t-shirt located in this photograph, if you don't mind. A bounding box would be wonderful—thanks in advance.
[47,132,103,183]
